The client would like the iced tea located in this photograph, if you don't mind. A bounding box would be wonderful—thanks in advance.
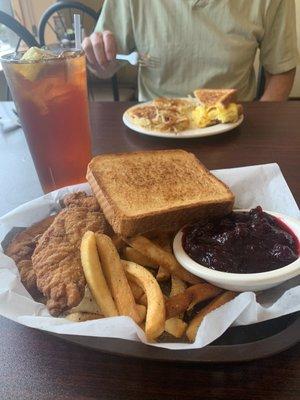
[1,49,91,193]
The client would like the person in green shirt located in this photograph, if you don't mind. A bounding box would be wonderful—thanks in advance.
[82,0,298,101]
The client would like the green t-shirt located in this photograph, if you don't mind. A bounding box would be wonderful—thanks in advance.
[96,0,298,101]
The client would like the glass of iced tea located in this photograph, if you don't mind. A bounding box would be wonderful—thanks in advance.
[1,48,92,193]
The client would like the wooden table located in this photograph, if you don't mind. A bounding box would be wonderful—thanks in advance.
[0,101,299,400]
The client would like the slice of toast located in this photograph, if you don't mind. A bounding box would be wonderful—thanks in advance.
[87,150,234,237]
[194,89,237,107]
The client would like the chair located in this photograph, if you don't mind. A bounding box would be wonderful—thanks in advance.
[38,1,119,101]
[256,65,266,100]
[0,11,40,100]
[38,1,98,48]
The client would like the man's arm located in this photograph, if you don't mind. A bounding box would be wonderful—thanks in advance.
[82,0,134,79]
[260,68,296,101]
[259,0,297,101]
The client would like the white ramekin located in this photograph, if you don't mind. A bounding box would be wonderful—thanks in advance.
[173,210,300,292]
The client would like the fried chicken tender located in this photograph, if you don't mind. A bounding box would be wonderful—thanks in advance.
[32,196,107,316]
[62,191,100,211]
[5,216,55,293]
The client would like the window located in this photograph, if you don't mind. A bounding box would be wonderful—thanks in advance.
[0,0,18,53]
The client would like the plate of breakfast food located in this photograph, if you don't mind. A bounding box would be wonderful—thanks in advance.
[123,89,244,138]
[0,150,299,361]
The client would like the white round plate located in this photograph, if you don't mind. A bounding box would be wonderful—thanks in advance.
[123,101,244,139]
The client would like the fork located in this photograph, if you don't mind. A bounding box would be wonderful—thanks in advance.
[116,51,159,68]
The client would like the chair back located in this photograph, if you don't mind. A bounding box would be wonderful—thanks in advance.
[38,1,98,47]
[256,65,266,100]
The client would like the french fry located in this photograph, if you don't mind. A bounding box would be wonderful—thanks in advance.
[169,275,187,319]
[153,232,172,252]
[154,235,172,282]
[139,293,147,306]
[96,233,142,324]
[125,236,200,284]
[124,246,158,269]
[66,312,103,322]
[139,322,146,331]
[111,234,126,252]
[81,231,118,317]
[156,266,170,281]
[165,318,187,338]
[136,304,147,322]
[170,275,187,297]
[165,283,222,319]
[128,279,144,301]
[186,291,237,342]
[122,260,166,341]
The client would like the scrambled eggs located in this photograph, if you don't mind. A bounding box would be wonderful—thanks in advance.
[191,103,241,128]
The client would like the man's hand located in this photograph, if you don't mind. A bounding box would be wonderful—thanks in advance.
[260,68,296,101]
[82,31,118,77]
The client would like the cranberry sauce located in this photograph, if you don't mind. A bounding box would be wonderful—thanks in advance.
[182,206,299,274]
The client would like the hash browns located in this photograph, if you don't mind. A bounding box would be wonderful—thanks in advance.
[127,97,195,133]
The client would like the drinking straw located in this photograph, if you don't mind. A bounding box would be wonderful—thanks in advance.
[74,14,81,50]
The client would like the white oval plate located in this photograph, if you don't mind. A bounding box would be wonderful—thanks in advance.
[123,102,244,139]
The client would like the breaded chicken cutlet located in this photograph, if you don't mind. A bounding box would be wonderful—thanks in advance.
[32,192,107,316]
[5,215,55,294]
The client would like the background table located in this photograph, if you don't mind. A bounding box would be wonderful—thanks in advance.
[0,101,299,400]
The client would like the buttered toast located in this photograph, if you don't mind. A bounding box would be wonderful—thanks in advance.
[86,150,234,236]
[194,89,237,108]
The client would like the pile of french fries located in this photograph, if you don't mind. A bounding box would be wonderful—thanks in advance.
[67,230,236,342]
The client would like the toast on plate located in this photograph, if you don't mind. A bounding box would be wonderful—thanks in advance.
[194,88,237,108]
